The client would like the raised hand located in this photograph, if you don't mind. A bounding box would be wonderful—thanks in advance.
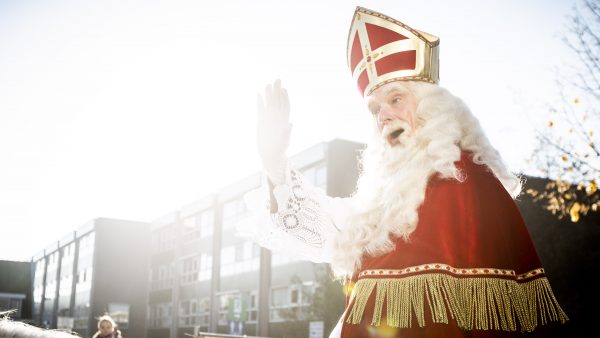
[256,79,292,184]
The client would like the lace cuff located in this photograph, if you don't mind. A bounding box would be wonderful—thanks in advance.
[236,165,351,263]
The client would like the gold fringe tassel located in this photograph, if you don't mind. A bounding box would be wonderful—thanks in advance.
[345,274,568,332]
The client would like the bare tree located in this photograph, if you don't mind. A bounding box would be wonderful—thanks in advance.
[527,0,600,222]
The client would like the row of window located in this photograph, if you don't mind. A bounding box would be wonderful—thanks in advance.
[150,250,304,291]
[151,240,267,290]
[32,232,95,314]
[182,210,214,239]
[181,253,213,284]
[152,209,216,253]
[148,283,313,329]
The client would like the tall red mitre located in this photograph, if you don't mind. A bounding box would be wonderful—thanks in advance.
[347,7,440,97]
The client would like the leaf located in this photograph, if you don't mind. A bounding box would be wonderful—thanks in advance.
[587,181,598,195]
[570,202,581,222]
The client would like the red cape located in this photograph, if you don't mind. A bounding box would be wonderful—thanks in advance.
[341,152,567,337]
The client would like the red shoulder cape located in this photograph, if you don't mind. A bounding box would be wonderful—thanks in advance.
[341,152,567,337]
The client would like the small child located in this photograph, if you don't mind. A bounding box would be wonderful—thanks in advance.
[92,314,122,338]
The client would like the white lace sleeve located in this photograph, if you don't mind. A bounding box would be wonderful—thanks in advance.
[236,165,353,263]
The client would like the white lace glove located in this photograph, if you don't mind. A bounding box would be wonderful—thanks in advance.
[256,79,292,185]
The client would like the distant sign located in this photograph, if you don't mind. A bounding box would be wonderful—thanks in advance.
[309,321,324,338]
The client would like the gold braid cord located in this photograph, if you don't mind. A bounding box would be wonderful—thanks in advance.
[345,268,568,332]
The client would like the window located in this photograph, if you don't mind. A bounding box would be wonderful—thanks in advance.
[182,209,215,241]
[57,273,73,312]
[222,198,247,230]
[74,233,95,330]
[58,243,76,315]
[199,210,214,238]
[290,288,299,305]
[148,303,172,328]
[152,224,177,252]
[269,282,314,322]
[182,216,198,239]
[33,258,46,311]
[178,298,209,327]
[199,253,212,281]
[181,256,200,285]
[150,263,175,290]
[271,287,287,307]
[270,287,287,322]
[198,298,210,326]
[218,294,233,325]
[179,300,193,326]
[79,232,95,255]
[247,291,258,323]
[220,241,260,277]
[218,293,244,325]
[73,305,90,329]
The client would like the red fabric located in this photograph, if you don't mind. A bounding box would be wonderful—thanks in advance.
[350,31,363,73]
[341,152,554,337]
[365,22,409,50]
[375,50,417,77]
[357,70,369,97]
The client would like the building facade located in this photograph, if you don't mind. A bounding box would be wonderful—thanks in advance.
[31,217,150,338]
[147,139,363,338]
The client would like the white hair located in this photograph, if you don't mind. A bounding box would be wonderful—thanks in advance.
[0,315,80,338]
[96,315,115,330]
[331,81,522,277]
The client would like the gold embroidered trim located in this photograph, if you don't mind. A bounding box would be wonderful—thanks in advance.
[345,273,568,332]
[358,264,545,281]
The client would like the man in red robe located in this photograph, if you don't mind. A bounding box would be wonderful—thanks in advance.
[250,6,568,338]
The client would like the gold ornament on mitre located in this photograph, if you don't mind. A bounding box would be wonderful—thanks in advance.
[347,6,440,97]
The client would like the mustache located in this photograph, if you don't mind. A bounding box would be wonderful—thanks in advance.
[381,120,412,146]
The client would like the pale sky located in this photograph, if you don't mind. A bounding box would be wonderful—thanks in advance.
[0,0,579,261]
